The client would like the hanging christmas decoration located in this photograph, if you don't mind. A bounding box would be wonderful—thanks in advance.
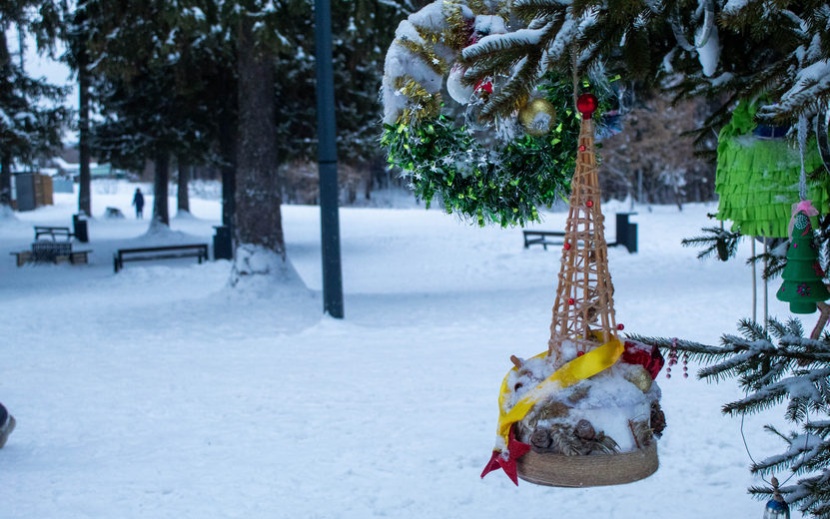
[481,95,665,487]
[518,98,557,136]
[715,100,829,238]
[380,0,621,227]
[776,201,830,314]
[763,477,791,519]
[446,63,475,105]
[817,103,830,175]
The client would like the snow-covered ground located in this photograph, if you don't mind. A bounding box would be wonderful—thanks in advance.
[0,181,799,518]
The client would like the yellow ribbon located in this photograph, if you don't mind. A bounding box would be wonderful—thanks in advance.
[496,338,624,448]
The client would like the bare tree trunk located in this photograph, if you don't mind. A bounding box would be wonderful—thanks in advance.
[177,157,190,214]
[153,151,170,225]
[78,45,92,216]
[0,151,11,208]
[234,15,284,256]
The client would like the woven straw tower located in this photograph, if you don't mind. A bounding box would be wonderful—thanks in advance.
[548,97,618,364]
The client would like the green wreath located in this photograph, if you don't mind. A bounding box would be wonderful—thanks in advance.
[381,74,617,227]
[380,0,620,226]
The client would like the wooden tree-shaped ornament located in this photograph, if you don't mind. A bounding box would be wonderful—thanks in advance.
[483,94,664,488]
[776,207,830,314]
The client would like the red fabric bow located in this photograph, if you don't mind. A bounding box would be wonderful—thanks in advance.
[621,340,665,380]
[481,426,531,485]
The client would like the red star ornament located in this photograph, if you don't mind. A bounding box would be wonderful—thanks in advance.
[480,426,531,485]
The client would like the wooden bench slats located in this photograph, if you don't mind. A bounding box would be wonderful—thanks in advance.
[522,213,638,253]
[114,244,209,273]
[11,244,92,266]
[523,230,566,250]
[34,226,74,241]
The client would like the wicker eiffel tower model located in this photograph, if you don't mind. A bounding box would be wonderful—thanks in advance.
[548,97,618,364]
[507,94,663,487]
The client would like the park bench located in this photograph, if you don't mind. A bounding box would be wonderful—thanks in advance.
[522,230,566,250]
[11,241,92,266]
[113,244,209,273]
[523,213,638,254]
[10,225,92,266]
[34,225,74,241]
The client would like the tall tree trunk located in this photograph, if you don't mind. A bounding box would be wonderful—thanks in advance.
[0,35,11,209]
[219,116,235,229]
[234,16,284,256]
[153,151,170,225]
[78,51,91,216]
[0,151,11,208]
[177,156,190,214]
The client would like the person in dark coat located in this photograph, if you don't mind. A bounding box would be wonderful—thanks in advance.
[0,402,15,448]
[132,188,145,219]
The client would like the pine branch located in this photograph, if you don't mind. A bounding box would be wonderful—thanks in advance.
[681,226,742,261]
[513,0,568,22]
[639,314,830,518]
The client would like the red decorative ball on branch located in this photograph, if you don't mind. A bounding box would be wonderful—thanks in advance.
[576,93,598,118]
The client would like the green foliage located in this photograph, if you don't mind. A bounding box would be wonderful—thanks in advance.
[0,2,69,162]
[459,0,830,145]
[381,113,574,226]
[632,318,830,519]
[381,68,621,226]
[275,0,406,165]
[681,226,742,262]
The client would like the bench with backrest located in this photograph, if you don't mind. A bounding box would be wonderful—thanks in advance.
[522,230,566,250]
[10,226,92,266]
[522,213,638,254]
[34,225,74,241]
[113,244,209,273]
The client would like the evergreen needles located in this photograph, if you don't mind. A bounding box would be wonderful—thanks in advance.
[632,318,830,518]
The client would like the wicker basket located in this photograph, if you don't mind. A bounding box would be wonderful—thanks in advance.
[517,443,658,487]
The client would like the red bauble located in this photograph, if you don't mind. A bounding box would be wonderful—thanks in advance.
[564,242,571,251]
[474,79,493,95]
[586,200,594,208]
[579,145,586,152]
[576,93,598,117]
[617,323,625,331]
[567,298,575,305]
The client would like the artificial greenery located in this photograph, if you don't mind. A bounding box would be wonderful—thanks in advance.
[633,318,830,518]
[381,72,620,227]
[381,112,576,227]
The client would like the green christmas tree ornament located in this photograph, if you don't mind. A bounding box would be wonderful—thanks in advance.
[776,203,830,314]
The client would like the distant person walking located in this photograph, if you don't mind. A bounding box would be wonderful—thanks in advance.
[0,402,15,448]
[132,188,145,219]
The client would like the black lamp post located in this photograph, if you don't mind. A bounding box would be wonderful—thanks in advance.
[314,0,344,318]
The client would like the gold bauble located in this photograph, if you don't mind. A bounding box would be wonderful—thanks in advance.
[623,365,653,393]
[519,98,557,136]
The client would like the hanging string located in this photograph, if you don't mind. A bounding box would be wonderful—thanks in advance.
[752,239,757,323]
[571,49,579,112]
[762,238,769,324]
[799,114,809,201]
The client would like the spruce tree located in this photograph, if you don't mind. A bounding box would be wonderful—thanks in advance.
[460,0,830,131]
[635,320,830,519]
[0,1,69,208]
